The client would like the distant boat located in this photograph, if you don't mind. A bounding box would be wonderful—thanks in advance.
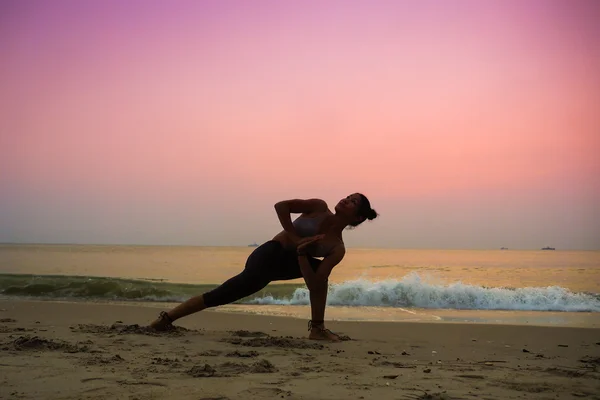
[500,247,508,250]
[541,246,555,251]
[248,242,259,247]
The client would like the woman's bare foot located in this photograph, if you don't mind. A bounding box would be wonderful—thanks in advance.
[308,321,342,342]
[149,311,174,331]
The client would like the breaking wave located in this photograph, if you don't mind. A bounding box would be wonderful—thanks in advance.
[248,273,600,312]
[1,273,598,312]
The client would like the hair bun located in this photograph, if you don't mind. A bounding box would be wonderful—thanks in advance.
[367,208,378,220]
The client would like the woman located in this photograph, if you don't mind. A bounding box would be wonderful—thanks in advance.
[149,193,378,341]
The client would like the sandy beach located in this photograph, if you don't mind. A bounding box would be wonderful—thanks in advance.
[1,300,599,400]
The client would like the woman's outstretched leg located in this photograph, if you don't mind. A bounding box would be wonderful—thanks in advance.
[149,241,282,330]
[159,293,207,321]
[149,270,270,330]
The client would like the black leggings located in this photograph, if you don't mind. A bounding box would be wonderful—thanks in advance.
[202,240,321,308]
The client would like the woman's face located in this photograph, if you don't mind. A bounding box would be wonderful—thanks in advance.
[335,193,362,219]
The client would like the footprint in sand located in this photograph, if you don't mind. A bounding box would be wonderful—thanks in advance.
[401,391,455,400]
[225,336,324,350]
[455,374,486,380]
[70,323,198,337]
[226,350,259,358]
[297,365,323,373]
[79,354,125,366]
[187,359,276,378]
[371,359,416,369]
[0,326,31,334]
[198,350,222,357]
[492,380,555,393]
[4,335,90,353]
[543,367,586,378]
[80,377,167,387]
[151,357,183,367]
[197,397,230,400]
[579,356,600,366]
[229,330,269,337]
[237,387,293,398]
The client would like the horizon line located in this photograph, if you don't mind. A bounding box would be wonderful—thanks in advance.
[0,242,596,252]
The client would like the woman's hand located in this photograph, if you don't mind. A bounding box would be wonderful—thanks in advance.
[296,234,325,255]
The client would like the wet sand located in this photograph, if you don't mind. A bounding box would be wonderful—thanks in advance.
[1,299,599,400]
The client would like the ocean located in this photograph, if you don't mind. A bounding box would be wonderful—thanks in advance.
[1,244,599,327]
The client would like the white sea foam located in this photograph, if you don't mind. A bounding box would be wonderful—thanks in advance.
[248,272,600,312]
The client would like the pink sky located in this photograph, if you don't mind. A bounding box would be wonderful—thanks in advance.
[1,0,599,249]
